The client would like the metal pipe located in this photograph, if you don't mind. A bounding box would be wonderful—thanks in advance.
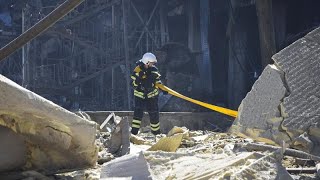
[0,0,85,61]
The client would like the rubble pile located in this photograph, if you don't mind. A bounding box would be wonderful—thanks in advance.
[0,74,98,173]
[1,106,319,179]
[99,125,318,180]
[2,27,320,178]
[230,27,320,156]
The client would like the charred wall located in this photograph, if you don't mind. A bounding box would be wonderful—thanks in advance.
[1,0,320,112]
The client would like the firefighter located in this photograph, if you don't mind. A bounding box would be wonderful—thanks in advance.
[130,52,167,135]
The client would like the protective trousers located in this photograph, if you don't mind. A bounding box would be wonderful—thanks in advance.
[131,96,160,135]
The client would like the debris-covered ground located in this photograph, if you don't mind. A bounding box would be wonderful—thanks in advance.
[2,27,320,179]
[13,124,317,180]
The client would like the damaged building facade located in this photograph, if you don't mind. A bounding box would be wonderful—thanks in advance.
[1,0,320,111]
[1,0,320,179]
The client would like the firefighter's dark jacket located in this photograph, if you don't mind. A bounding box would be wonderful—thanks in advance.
[130,61,162,99]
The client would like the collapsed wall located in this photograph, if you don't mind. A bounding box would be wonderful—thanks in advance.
[230,27,320,155]
[0,75,98,172]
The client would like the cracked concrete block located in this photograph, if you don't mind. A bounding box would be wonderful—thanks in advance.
[293,133,314,153]
[272,27,320,155]
[0,75,98,172]
[231,27,320,156]
[108,118,130,156]
[229,65,290,145]
[100,152,152,179]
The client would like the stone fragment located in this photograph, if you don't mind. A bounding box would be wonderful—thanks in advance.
[0,75,97,172]
[229,65,289,145]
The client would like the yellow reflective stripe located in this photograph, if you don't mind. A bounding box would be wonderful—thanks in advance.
[132,124,140,128]
[131,75,136,80]
[147,93,158,98]
[149,89,158,94]
[132,119,141,124]
[147,89,159,98]
[134,90,145,98]
[134,94,144,98]
[150,122,160,128]
[135,72,139,76]
[151,71,161,77]
[133,81,138,86]
[134,92,144,96]
[151,126,160,131]
[134,90,144,95]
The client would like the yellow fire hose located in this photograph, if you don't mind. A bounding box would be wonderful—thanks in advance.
[133,66,237,117]
[156,84,238,118]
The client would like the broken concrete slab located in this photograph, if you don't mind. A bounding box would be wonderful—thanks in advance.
[100,152,152,180]
[0,74,98,172]
[102,149,268,179]
[107,117,130,156]
[229,64,290,145]
[272,27,320,154]
[144,151,263,179]
[230,27,320,156]
[148,134,184,152]
[231,151,293,180]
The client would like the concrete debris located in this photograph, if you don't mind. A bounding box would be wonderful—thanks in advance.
[230,64,289,145]
[191,134,209,142]
[238,142,320,161]
[54,168,101,180]
[107,117,130,156]
[294,158,315,167]
[100,152,152,180]
[130,134,146,145]
[231,151,293,180]
[148,133,184,152]
[99,112,114,130]
[293,132,314,153]
[286,167,317,174]
[0,74,98,172]
[99,126,312,179]
[21,170,52,180]
[2,124,313,179]
[167,126,189,139]
[75,111,92,122]
[97,156,113,165]
[230,27,320,157]
[145,151,263,179]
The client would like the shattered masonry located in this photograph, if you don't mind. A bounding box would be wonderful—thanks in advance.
[230,27,320,156]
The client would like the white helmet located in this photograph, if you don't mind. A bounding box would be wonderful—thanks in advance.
[140,52,157,64]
